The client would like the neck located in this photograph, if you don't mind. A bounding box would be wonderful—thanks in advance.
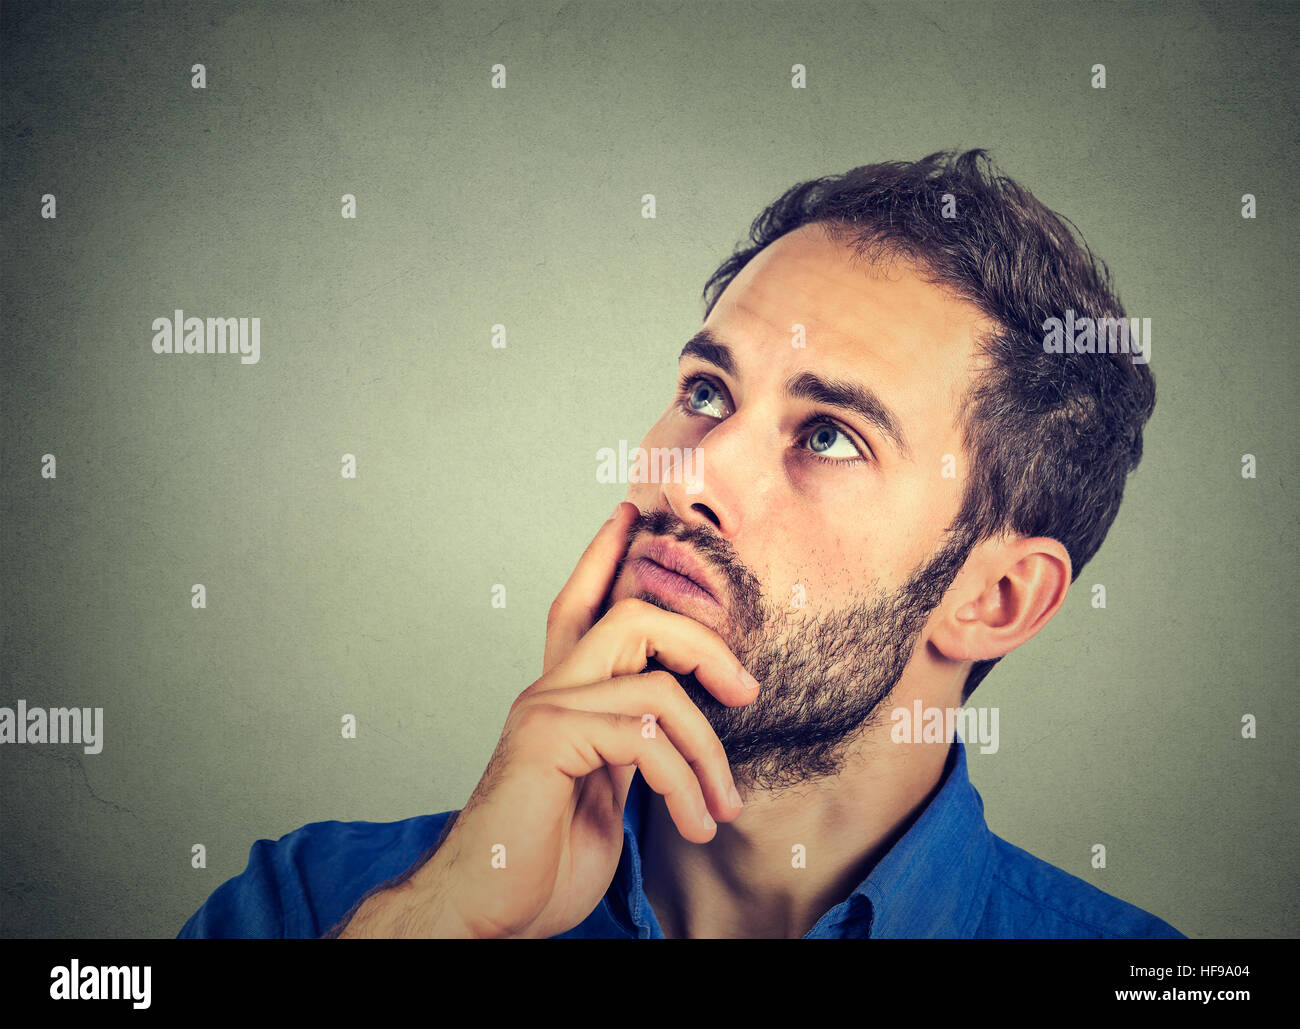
[640,721,954,939]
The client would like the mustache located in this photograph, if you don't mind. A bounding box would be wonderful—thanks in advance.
[621,508,765,633]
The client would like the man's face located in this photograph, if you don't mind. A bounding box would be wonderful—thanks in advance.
[606,222,992,790]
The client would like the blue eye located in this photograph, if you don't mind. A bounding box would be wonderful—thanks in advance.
[682,378,728,418]
[677,374,868,467]
[803,422,862,460]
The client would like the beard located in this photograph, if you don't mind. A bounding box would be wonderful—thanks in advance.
[607,507,976,792]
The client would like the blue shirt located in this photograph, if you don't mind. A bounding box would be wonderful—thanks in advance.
[178,739,1184,939]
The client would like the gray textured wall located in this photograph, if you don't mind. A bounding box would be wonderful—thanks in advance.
[1,0,1296,938]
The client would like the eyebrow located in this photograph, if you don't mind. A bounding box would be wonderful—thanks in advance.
[678,330,912,460]
[679,330,737,376]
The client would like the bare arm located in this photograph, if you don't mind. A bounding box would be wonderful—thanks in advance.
[323,813,463,939]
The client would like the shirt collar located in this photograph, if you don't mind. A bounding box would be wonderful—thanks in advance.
[854,738,996,937]
[611,737,995,938]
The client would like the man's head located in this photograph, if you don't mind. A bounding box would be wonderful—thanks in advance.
[605,150,1155,790]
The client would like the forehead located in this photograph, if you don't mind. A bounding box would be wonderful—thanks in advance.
[701,222,993,447]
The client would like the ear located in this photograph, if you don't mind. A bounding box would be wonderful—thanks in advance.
[929,536,1072,664]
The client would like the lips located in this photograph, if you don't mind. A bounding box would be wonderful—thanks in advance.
[636,538,720,602]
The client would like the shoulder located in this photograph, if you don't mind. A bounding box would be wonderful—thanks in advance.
[977,834,1185,939]
[177,810,458,939]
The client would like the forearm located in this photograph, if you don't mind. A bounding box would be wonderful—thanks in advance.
[325,814,467,938]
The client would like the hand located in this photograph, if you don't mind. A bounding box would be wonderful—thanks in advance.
[335,502,757,938]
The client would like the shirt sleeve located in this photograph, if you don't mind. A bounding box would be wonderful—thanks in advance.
[177,811,457,939]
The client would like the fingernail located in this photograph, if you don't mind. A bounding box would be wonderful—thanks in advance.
[610,502,624,521]
[701,810,716,831]
[728,785,743,809]
[738,668,759,692]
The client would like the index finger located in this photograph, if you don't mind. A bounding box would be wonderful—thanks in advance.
[542,501,637,674]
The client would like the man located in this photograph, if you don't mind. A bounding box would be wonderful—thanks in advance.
[179,150,1182,939]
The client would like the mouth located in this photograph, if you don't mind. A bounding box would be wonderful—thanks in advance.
[628,538,723,617]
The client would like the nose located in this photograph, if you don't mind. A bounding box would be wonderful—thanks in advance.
[658,420,752,540]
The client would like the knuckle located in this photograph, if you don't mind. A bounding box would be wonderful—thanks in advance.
[604,710,628,732]
[514,702,559,735]
[646,669,678,693]
[508,680,542,714]
[545,596,566,631]
[654,672,688,709]
[655,669,695,709]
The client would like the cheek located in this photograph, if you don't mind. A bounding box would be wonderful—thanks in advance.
[774,549,858,611]
[783,461,950,594]
[883,467,963,575]
[764,519,888,612]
